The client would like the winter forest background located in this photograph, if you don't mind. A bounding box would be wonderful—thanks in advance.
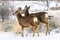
[0,0,60,40]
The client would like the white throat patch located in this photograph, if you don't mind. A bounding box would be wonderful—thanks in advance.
[21,14,25,17]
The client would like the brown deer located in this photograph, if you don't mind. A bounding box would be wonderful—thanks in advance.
[12,7,39,37]
[21,5,50,35]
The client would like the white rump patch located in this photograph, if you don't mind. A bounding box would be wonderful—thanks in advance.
[45,14,48,18]
[33,17,38,22]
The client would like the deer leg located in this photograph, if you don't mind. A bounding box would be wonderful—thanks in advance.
[33,27,35,36]
[44,18,50,35]
[48,23,50,35]
[32,17,39,36]
[26,33,28,36]
[21,27,24,37]
[45,21,50,35]
[39,22,42,32]
[36,27,39,36]
[25,29,28,36]
[35,25,39,36]
[33,25,39,36]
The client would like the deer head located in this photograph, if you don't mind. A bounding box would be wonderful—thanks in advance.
[12,7,22,16]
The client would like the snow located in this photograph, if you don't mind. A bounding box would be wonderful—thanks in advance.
[13,1,48,12]
[0,31,60,40]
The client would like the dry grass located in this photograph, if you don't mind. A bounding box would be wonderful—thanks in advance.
[0,22,4,32]
[11,23,22,33]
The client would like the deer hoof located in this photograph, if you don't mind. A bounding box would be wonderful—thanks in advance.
[26,34,28,36]
[33,34,34,37]
[38,34,39,37]
[45,33,47,35]
[21,35,24,37]
[49,32,50,35]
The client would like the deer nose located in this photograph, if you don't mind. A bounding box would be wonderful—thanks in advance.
[12,13,14,15]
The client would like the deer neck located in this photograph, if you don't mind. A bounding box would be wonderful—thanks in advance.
[17,13,22,19]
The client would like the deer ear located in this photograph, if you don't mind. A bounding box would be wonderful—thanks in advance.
[12,13,14,15]
[12,12,15,15]
[28,6,30,9]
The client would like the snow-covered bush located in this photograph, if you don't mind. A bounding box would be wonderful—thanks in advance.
[2,20,17,32]
[49,20,57,29]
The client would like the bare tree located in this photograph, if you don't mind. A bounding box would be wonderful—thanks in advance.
[0,1,15,21]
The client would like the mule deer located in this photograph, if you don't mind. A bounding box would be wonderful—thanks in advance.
[12,7,39,37]
[22,5,50,35]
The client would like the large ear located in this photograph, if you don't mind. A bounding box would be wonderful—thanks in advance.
[12,13,14,15]
[28,6,30,9]
[25,5,28,8]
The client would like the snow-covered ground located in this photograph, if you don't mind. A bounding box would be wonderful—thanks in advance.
[0,29,60,40]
